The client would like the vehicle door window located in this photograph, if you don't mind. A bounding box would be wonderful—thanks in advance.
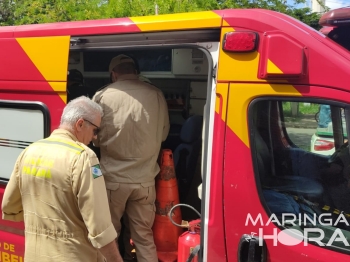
[0,101,50,182]
[282,102,347,156]
[250,99,350,252]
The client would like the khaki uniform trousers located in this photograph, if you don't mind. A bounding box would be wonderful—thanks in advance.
[107,182,158,262]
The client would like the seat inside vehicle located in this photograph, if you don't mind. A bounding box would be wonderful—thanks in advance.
[173,115,203,201]
[252,101,324,201]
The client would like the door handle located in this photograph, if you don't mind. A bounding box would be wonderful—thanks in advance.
[238,234,267,262]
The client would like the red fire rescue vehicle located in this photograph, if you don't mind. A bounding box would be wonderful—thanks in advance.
[1,7,350,262]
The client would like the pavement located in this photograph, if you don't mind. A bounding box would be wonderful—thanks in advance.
[284,114,318,129]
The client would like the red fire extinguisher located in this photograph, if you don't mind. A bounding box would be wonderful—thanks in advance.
[168,204,201,262]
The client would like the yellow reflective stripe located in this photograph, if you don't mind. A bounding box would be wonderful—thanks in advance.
[24,157,54,167]
[22,165,52,179]
[130,11,221,32]
[46,138,84,150]
[322,205,330,211]
[16,36,70,82]
[37,141,83,154]
[37,138,84,154]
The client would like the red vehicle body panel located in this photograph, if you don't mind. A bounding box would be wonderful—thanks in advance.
[0,188,25,261]
[1,8,350,261]
[221,83,350,261]
[206,85,229,261]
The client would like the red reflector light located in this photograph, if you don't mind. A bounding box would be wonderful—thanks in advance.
[223,31,258,52]
[314,139,334,151]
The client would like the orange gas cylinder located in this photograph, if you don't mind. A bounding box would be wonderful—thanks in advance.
[178,219,201,262]
[153,149,183,262]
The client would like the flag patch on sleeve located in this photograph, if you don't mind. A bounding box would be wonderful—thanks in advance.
[91,164,102,179]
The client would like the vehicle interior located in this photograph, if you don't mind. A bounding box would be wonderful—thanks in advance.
[66,31,219,221]
[250,99,350,251]
[326,26,350,51]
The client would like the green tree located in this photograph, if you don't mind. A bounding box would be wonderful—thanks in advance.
[291,7,324,30]
[5,0,324,30]
[0,0,15,25]
[101,0,203,18]
[12,0,104,25]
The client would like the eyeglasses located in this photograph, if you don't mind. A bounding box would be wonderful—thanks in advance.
[83,118,101,136]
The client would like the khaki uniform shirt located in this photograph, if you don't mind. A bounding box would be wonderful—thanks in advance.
[1,129,117,262]
[93,74,170,187]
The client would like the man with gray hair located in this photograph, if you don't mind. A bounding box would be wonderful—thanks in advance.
[2,96,123,262]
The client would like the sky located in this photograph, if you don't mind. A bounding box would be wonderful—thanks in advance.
[292,0,350,10]
[325,0,350,9]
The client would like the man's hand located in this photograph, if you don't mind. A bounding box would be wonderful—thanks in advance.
[100,240,123,262]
